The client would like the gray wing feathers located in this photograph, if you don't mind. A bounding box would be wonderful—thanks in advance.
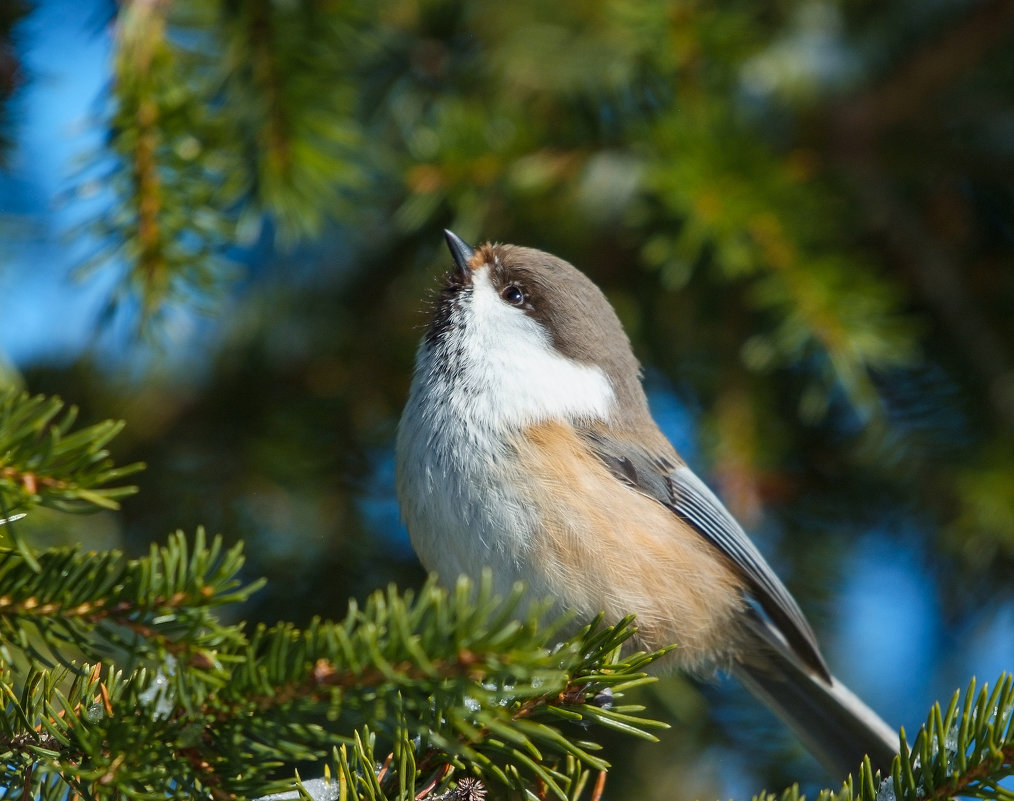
[584,431,829,680]
[668,465,831,680]
[584,429,899,776]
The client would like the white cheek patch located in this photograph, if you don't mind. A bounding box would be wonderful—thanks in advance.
[396,263,617,576]
[451,266,615,429]
[396,264,615,572]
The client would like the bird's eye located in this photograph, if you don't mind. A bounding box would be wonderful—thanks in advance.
[501,285,525,306]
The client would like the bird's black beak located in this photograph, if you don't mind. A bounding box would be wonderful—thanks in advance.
[444,229,474,280]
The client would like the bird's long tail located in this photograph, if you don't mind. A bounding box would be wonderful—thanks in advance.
[733,651,899,778]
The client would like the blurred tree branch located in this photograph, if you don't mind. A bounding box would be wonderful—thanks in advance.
[0,0,29,165]
[826,0,1014,432]
[833,0,1014,141]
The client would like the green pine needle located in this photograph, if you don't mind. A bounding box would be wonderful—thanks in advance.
[0,389,144,518]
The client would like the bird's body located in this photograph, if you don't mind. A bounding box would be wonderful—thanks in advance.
[396,232,899,777]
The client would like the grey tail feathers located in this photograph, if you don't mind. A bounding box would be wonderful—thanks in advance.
[733,652,899,778]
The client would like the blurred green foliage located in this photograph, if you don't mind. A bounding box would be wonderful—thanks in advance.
[2,0,1013,796]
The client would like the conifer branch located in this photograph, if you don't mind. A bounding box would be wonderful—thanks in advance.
[0,553,669,800]
[83,0,239,317]
[0,389,143,516]
[750,673,1014,801]
[0,529,259,674]
[217,0,366,241]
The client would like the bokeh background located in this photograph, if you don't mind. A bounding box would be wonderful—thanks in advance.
[1,0,1013,797]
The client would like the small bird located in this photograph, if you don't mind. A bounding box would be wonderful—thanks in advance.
[396,230,899,777]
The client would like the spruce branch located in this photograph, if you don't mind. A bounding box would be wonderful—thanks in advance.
[77,0,370,319]
[644,100,919,424]
[81,0,240,318]
[1,558,669,801]
[749,673,1014,801]
[0,389,143,516]
[216,0,367,242]
[275,671,1014,801]
[206,579,667,798]
[0,529,259,676]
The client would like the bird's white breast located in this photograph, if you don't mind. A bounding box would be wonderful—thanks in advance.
[395,264,616,593]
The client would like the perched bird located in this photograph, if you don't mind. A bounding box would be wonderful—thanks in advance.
[395,230,899,777]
